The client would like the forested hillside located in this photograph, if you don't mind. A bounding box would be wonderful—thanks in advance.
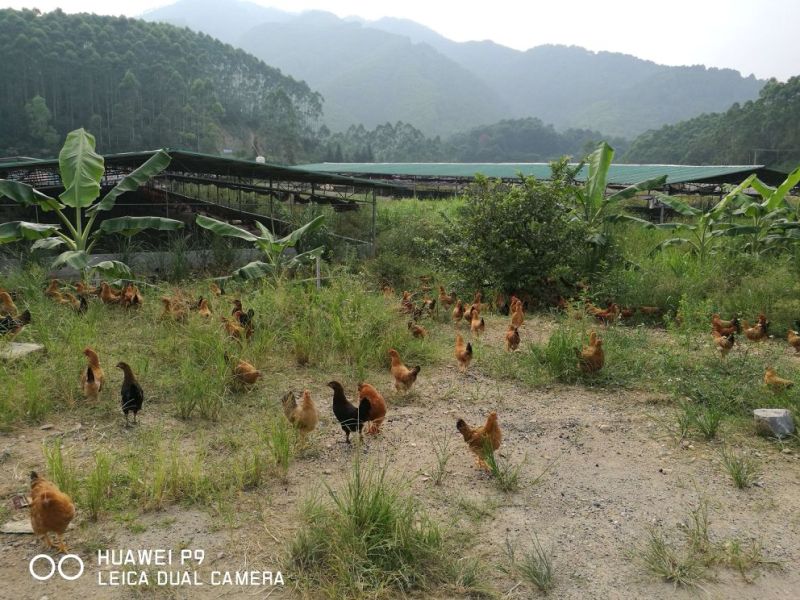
[315,118,624,164]
[624,77,800,168]
[0,8,322,162]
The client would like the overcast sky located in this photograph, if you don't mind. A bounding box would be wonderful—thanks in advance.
[3,0,797,80]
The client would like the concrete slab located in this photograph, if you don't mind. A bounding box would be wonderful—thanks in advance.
[0,342,45,361]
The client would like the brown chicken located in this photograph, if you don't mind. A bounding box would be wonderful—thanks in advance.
[0,290,18,316]
[61,291,87,313]
[99,282,122,304]
[161,297,187,322]
[456,411,502,470]
[196,296,213,318]
[505,325,520,351]
[452,300,465,326]
[764,367,794,391]
[742,319,768,342]
[209,281,224,296]
[470,310,485,336]
[712,330,735,358]
[511,302,524,328]
[282,389,319,436]
[639,305,661,316]
[226,353,261,386]
[75,281,98,298]
[388,348,420,392]
[81,347,104,400]
[120,283,143,308]
[0,309,31,336]
[29,471,76,553]
[439,286,454,310]
[400,291,415,314]
[408,321,427,338]
[712,314,741,336]
[382,285,395,298]
[455,333,473,373]
[576,330,604,374]
[44,279,61,299]
[787,325,800,353]
[358,382,387,434]
[221,316,245,340]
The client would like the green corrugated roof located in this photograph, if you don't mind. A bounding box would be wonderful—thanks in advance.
[297,162,783,186]
[0,150,400,189]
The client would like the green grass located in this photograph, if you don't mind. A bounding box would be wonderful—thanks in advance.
[720,447,760,489]
[639,500,773,588]
[289,458,472,597]
[503,534,555,594]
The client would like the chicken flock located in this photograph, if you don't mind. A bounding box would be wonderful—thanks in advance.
[2,276,799,554]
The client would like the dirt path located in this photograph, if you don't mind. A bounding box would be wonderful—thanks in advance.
[2,318,799,599]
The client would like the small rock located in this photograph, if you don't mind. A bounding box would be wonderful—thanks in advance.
[753,408,795,439]
[322,469,332,475]
[597,423,613,433]
[40,424,54,430]
[0,448,10,463]
[782,448,793,455]
[658,468,672,475]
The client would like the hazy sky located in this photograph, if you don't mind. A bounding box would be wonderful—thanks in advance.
[3,0,797,80]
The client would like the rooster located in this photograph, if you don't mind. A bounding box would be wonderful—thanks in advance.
[327,381,370,443]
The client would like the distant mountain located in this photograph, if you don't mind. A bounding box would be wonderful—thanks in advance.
[144,0,766,138]
[141,0,292,47]
[237,12,508,135]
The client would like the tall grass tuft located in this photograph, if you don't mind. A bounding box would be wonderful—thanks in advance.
[504,534,555,594]
[720,448,760,489]
[264,416,295,481]
[85,451,113,521]
[289,458,451,596]
[43,440,78,498]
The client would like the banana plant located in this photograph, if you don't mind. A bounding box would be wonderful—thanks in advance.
[719,166,800,255]
[569,141,667,248]
[0,128,182,278]
[622,175,757,264]
[196,214,325,281]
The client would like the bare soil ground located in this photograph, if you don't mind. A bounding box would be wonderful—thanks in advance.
[2,314,799,599]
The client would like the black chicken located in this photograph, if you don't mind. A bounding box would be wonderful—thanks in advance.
[327,380,371,443]
[0,309,31,336]
[116,362,144,426]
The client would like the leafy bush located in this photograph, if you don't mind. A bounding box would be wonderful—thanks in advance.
[435,174,587,298]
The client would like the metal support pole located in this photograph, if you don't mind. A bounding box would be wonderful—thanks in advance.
[371,188,377,257]
[315,255,321,290]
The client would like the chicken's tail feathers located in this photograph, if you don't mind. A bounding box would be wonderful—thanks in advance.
[20,309,31,325]
[358,397,372,422]
[412,365,421,376]
[86,365,95,383]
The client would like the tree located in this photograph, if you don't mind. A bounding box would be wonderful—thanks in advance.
[24,95,59,152]
[0,128,183,278]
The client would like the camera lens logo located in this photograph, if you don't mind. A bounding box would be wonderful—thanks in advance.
[29,554,84,581]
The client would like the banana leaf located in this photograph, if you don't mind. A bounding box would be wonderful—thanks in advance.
[0,221,60,244]
[51,250,89,271]
[58,128,104,208]
[92,260,132,279]
[0,180,63,211]
[196,215,259,242]
[92,150,172,212]
[98,216,184,237]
